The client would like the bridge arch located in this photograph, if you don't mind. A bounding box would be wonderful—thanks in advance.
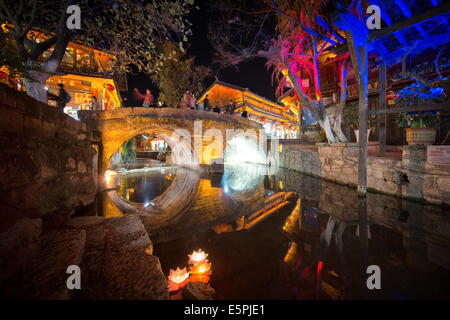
[106,125,199,170]
[79,108,263,175]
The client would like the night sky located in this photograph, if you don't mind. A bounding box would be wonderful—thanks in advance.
[127,1,278,104]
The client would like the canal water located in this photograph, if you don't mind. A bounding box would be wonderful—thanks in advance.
[106,164,450,300]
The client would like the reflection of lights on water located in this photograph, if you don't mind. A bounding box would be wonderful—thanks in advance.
[221,164,265,192]
[279,180,283,190]
[144,201,156,208]
[282,198,301,233]
[279,144,283,153]
[104,170,117,184]
[283,242,298,263]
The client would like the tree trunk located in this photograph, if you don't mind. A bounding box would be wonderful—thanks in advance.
[24,70,50,103]
[319,115,337,144]
[22,59,59,104]
[333,58,350,143]
[288,68,337,143]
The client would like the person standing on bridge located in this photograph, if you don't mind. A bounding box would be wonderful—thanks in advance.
[57,83,71,113]
[183,90,196,110]
[203,94,211,111]
[133,88,154,107]
[189,93,197,110]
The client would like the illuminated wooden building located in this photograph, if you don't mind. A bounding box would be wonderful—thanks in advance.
[276,1,450,146]
[197,80,299,138]
[43,41,126,119]
[1,27,126,119]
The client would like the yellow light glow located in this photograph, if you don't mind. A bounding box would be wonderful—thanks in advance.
[283,242,298,263]
[168,267,189,284]
[189,261,212,275]
[279,180,284,190]
[279,144,283,153]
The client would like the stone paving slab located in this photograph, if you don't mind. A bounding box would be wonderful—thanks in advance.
[64,216,105,229]
[103,215,168,300]
[29,229,86,300]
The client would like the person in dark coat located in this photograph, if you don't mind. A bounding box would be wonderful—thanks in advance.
[203,94,211,111]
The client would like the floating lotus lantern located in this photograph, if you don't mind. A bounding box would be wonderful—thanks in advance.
[188,249,212,283]
[168,267,189,292]
[188,249,208,264]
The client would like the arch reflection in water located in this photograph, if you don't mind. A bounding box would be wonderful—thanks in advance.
[221,163,266,194]
[104,167,201,219]
[117,168,176,204]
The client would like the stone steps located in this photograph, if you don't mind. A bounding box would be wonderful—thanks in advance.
[27,228,86,299]
[2,215,169,300]
[64,216,106,300]
[102,215,169,300]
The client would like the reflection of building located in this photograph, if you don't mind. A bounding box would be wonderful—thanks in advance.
[197,80,298,138]
[211,191,295,234]
[44,40,126,119]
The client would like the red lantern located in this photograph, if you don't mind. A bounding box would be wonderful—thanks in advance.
[104,83,115,91]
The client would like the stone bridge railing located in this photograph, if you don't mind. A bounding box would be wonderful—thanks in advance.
[78,107,262,129]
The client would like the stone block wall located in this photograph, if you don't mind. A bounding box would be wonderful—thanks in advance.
[0,84,98,285]
[279,143,450,206]
[0,84,97,288]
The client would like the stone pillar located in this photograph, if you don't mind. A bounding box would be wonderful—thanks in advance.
[401,145,426,201]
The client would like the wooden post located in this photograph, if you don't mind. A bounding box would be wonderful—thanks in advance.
[358,45,368,195]
[347,30,369,195]
[298,102,303,139]
[378,62,387,156]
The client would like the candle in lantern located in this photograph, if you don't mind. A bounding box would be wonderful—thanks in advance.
[168,267,189,292]
[188,249,212,283]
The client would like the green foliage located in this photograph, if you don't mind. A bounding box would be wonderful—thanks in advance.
[120,138,136,164]
[317,128,327,143]
[343,104,376,131]
[0,0,195,86]
[396,112,440,129]
[394,80,447,107]
[0,33,37,85]
[150,42,212,107]
[343,104,359,130]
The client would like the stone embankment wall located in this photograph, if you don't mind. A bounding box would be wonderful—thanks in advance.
[279,143,450,206]
[0,84,97,289]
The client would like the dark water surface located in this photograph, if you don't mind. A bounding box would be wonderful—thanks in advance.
[116,168,175,204]
[111,164,450,299]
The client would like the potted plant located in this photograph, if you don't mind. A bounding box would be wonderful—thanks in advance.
[394,78,445,145]
[396,111,439,145]
[343,105,374,142]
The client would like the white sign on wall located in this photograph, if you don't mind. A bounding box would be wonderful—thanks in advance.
[427,146,450,166]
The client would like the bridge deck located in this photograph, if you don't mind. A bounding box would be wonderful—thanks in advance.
[78,107,262,129]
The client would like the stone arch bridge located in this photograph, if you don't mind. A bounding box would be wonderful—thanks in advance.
[78,108,263,174]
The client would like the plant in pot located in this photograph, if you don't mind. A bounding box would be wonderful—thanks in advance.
[394,79,445,145]
[396,111,440,145]
[393,42,449,145]
[343,104,375,143]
